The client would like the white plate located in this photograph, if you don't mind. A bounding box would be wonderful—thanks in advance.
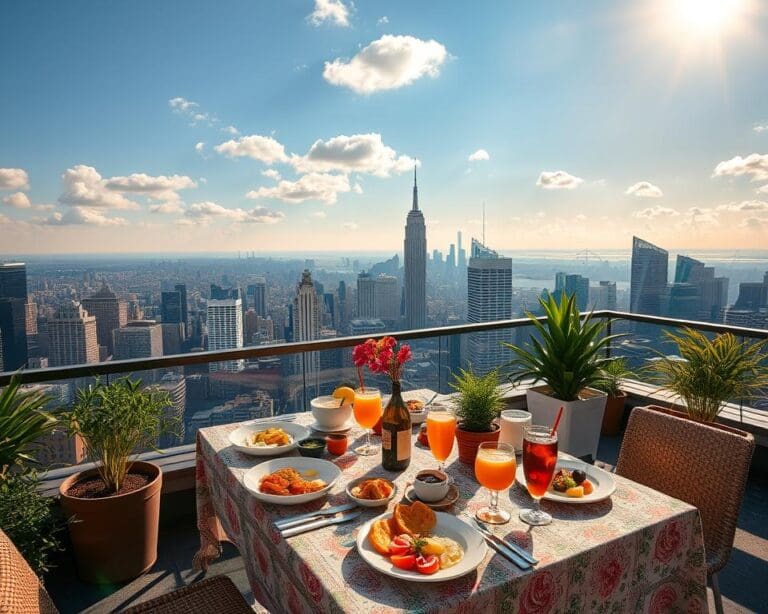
[346,477,398,508]
[310,420,353,433]
[243,457,342,505]
[229,421,310,457]
[356,511,487,582]
[516,458,616,504]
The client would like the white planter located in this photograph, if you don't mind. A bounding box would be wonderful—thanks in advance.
[525,386,607,460]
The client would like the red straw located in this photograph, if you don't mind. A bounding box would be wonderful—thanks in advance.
[550,406,564,437]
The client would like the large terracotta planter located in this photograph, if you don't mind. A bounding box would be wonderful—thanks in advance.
[59,460,162,584]
[455,423,500,465]
[600,392,627,436]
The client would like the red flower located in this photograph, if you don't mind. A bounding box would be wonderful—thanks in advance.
[225,496,240,536]
[299,561,324,603]
[649,584,678,614]
[654,521,683,564]
[353,336,413,383]
[396,344,412,364]
[519,571,560,614]
[593,545,626,598]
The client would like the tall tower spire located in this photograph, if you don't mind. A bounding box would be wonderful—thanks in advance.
[412,165,419,211]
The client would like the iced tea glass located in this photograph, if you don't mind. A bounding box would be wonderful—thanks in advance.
[520,425,558,526]
[474,441,517,524]
[353,387,382,456]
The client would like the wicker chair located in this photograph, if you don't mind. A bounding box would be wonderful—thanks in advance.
[615,405,755,614]
[0,529,59,614]
[121,575,253,614]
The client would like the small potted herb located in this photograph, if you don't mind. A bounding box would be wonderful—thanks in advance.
[594,358,633,436]
[450,368,504,464]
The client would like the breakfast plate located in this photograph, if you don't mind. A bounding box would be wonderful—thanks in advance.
[356,511,487,582]
[515,458,616,504]
[309,420,353,433]
[243,457,342,505]
[229,421,310,457]
[346,476,398,507]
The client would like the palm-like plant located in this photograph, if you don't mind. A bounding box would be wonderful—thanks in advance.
[0,376,57,479]
[595,357,634,397]
[649,328,768,422]
[450,368,505,432]
[504,292,620,402]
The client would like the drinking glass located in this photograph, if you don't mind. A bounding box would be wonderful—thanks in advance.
[353,387,382,456]
[519,425,558,526]
[474,441,517,524]
[425,409,457,471]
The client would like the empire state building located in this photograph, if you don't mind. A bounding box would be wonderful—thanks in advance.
[404,167,426,329]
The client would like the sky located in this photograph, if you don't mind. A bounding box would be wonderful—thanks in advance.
[1,0,768,255]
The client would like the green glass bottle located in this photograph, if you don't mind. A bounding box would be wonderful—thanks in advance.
[381,381,412,471]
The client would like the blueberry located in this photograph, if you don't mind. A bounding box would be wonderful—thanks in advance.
[572,470,587,485]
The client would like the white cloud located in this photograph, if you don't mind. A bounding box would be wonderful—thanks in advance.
[717,200,768,212]
[247,173,350,204]
[468,149,490,162]
[37,206,127,226]
[184,201,284,224]
[0,168,29,191]
[632,205,680,219]
[574,214,587,222]
[291,133,417,177]
[195,142,205,154]
[2,192,31,209]
[323,35,448,94]
[248,207,285,224]
[309,0,350,27]
[713,153,768,182]
[740,217,768,230]
[343,221,358,230]
[757,184,768,194]
[687,206,719,225]
[311,211,327,219]
[214,135,288,164]
[625,181,663,198]
[222,125,239,136]
[378,16,389,25]
[536,170,583,190]
[59,165,139,210]
[149,201,185,214]
[104,173,197,201]
[754,124,768,133]
[261,169,282,180]
[168,97,216,125]
[353,182,363,194]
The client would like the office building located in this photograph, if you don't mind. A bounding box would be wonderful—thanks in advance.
[293,270,321,389]
[48,301,99,367]
[591,281,617,310]
[735,282,764,310]
[565,274,590,311]
[247,278,267,317]
[113,320,163,360]
[357,272,399,323]
[206,298,244,373]
[82,282,127,356]
[404,167,427,329]
[0,263,28,371]
[630,236,668,315]
[161,284,188,336]
[357,272,376,319]
[457,231,467,269]
[161,322,184,355]
[554,272,567,296]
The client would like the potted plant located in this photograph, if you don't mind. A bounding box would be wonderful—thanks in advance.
[594,357,633,436]
[504,292,618,460]
[450,367,504,464]
[648,328,768,423]
[59,377,173,584]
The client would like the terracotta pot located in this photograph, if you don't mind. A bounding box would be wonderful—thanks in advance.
[455,423,500,465]
[600,392,627,436]
[59,460,162,584]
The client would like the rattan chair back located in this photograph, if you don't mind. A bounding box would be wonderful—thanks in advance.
[0,529,58,614]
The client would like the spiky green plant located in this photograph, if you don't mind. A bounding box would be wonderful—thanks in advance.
[67,378,172,493]
[0,376,57,479]
[648,328,768,422]
[594,357,634,397]
[450,368,505,432]
[503,292,621,402]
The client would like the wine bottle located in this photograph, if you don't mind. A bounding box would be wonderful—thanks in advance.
[381,381,412,471]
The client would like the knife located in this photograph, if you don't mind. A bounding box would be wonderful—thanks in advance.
[281,510,362,538]
[474,518,539,565]
[245,415,297,425]
[274,502,358,530]
[466,516,532,570]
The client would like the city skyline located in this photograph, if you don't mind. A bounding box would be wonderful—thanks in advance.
[2,1,768,254]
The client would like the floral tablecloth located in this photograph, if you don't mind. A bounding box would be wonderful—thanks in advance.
[194,412,706,614]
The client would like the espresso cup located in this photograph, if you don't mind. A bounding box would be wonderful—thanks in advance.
[413,469,452,502]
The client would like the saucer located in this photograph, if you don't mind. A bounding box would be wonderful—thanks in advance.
[309,420,353,434]
[404,483,460,511]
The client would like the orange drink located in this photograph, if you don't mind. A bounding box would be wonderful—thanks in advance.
[426,410,457,469]
[353,388,382,456]
[474,441,516,524]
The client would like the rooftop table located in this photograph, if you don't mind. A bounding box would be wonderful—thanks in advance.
[194,410,706,613]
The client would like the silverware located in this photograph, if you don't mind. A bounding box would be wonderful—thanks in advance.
[281,510,362,538]
[423,392,439,406]
[466,516,532,570]
[474,518,538,565]
[246,415,297,425]
[274,502,358,529]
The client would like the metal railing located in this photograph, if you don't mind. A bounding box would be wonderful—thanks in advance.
[2,310,766,387]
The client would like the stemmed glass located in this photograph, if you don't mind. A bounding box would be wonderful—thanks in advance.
[519,425,558,526]
[425,408,457,472]
[353,387,382,456]
[474,441,517,524]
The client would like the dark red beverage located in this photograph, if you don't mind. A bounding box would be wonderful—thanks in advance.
[523,435,558,498]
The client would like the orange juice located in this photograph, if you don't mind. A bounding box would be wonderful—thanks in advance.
[475,447,516,491]
[353,389,382,429]
[426,411,457,463]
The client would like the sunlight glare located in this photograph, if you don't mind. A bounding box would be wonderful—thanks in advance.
[672,0,746,38]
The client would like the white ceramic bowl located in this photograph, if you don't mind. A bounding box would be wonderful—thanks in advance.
[229,421,310,457]
[310,395,353,430]
[345,477,398,508]
[243,457,342,505]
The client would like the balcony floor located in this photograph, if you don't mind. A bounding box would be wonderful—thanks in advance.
[44,436,768,613]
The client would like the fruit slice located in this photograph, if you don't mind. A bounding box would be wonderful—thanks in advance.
[332,386,355,406]
[415,554,440,575]
[566,486,584,498]
[391,554,417,571]
[582,479,594,495]
[368,518,395,555]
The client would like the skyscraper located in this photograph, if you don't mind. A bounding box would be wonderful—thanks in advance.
[404,167,427,329]
[467,238,514,375]
[113,320,164,360]
[206,298,244,373]
[293,270,321,391]
[591,281,617,310]
[48,301,99,367]
[0,263,28,371]
[630,236,668,316]
[565,274,590,311]
[82,282,127,356]
[247,278,267,317]
[457,231,467,269]
[161,284,187,336]
[375,275,400,322]
[357,272,376,319]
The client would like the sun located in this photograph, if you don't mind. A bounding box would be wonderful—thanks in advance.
[670,0,748,39]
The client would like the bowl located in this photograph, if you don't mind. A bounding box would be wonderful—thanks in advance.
[228,421,310,457]
[310,395,353,430]
[243,457,341,505]
[346,476,397,507]
[297,437,327,458]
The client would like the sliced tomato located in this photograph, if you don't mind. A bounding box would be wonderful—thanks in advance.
[388,535,414,556]
[390,553,417,571]
[415,554,440,575]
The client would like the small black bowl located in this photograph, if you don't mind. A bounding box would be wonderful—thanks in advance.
[297,437,327,458]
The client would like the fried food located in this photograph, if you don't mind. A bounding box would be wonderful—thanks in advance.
[351,478,394,500]
[248,427,293,448]
[392,501,436,537]
[368,517,396,555]
[259,467,326,496]
[406,399,425,413]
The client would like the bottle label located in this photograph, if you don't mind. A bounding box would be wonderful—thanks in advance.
[396,429,410,462]
[382,429,392,450]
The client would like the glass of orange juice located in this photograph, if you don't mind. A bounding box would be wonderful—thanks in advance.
[353,387,382,456]
[474,441,517,524]
[426,409,457,471]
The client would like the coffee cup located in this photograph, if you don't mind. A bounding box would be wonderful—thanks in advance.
[413,469,452,502]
